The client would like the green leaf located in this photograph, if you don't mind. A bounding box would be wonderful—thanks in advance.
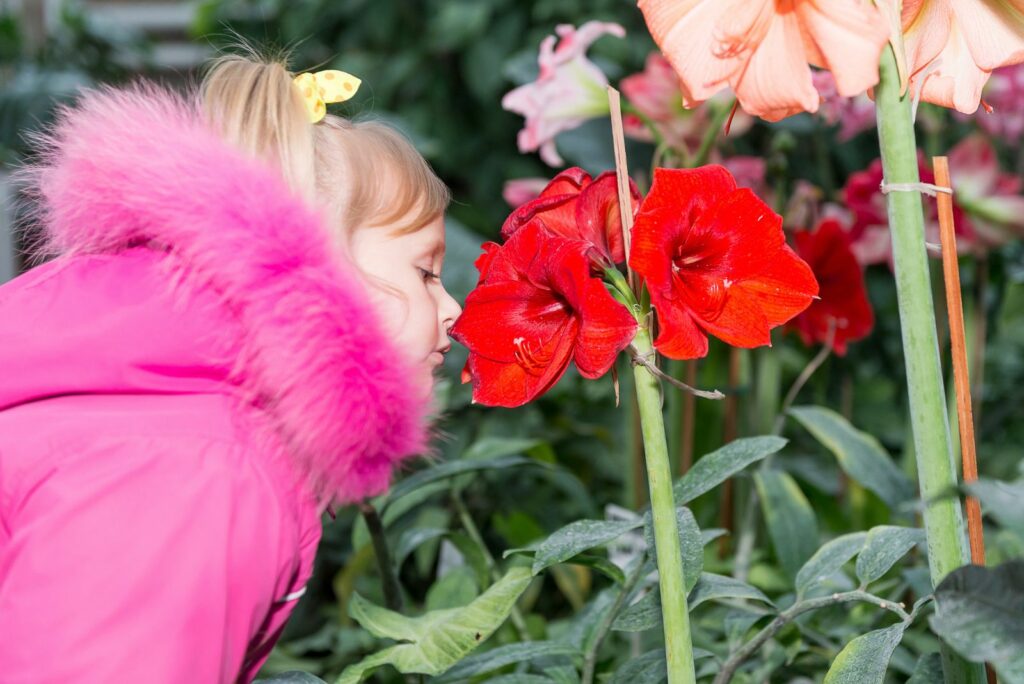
[823,623,907,684]
[796,532,868,597]
[337,566,533,683]
[643,506,703,591]
[906,653,944,684]
[688,573,774,610]
[755,469,819,580]
[673,436,787,504]
[487,676,557,684]
[433,641,580,683]
[531,519,643,575]
[967,478,1024,533]
[380,455,544,513]
[930,561,1024,684]
[609,648,666,684]
[543,665,580,684]
[394,527,449,568]
[255,674,327,684]
[566,553,627,584]
[612,588,661,632]
[463,436,544,461]
[426,566,480,610]
[789,406,915,509]
[855,526,925,586]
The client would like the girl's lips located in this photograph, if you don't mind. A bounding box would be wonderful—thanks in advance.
[430,351,446,365]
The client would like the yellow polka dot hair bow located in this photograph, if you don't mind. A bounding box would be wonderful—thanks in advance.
[293,70,362,123]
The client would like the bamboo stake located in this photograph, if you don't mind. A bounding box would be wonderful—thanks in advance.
[933,156,986,566]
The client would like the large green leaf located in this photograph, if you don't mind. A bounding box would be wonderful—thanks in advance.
[855,526,925,586]
[612,588,661,632]
[643,506,703,592]
[394,527,449,568]
[906,653,944,684]
[795,532,868,597]
[611,573,773,632]
[966,477,1024,533]
[930,561,1024,684]
[609,648,666,684]
[755,469,819,580]
[673,436,787,504]
[433,641,580,683]
[823,623,907,683]
[336,566,533,683]
[789,406,915,509]
[531,519,644,575]
[688,573,774,610]
[380,455,545,513]
[255,674,327,684]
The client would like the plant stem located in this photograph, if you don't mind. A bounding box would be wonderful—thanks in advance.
[713,590,912,684]
[874,45,984,684]
[631,325,697,684]
[359,501,404,612]
[581,559,648,684]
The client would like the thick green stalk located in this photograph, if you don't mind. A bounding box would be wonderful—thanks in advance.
[631,325,697,684]
[874,45,984,684]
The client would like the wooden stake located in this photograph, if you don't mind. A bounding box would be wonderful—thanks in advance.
[607,86,636,291]
[933,156,986,566]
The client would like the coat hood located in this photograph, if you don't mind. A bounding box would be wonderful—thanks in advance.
[8,81,435,506]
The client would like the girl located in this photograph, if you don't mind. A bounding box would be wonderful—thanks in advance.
[0,46,461,682]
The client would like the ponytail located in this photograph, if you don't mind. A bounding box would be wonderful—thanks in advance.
[199,44,316,203]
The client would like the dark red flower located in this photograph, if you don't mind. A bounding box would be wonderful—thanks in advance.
[843,156,976,265]
[452,222,638,407]
[629,166,819,360]
[787,219,874,355]
[501,167,640,265]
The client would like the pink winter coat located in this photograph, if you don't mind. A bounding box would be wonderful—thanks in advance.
[0,83,433,681]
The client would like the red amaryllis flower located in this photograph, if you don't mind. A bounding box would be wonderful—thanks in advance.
[629,166,818,360]
[452,222,638,407]
[787,219,874,355]
[501,167,640,265]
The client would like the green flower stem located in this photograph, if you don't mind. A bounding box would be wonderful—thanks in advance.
[632,323,698,684]
[713,589,915,684]
[874,45,985,684]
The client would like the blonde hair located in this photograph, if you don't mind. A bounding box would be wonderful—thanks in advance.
[198,43,449,242]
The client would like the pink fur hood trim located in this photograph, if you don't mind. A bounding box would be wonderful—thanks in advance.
[16,81,434,505]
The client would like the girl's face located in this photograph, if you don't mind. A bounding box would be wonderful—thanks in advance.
[350,215,462,389]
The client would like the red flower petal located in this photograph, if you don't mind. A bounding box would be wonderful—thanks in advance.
[452,222,636,406]
[630,165,818,359]
[502,167,638,265]
[574,172,640,264]
[787,219,874,355]
[540,166,592,198]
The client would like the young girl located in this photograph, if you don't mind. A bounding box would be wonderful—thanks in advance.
[0,46,461,682]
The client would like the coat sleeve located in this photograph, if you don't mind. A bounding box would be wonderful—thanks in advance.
[0,434,304,683]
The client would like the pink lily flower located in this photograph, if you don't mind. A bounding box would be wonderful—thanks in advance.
[502,178,550,208]
[621,52,752,153]
[812,70,878,141]
[949,133,1024,247]
[955,63,1024,143]
[637,0,890,121]
[502,21,626,166]
[900,0,1024,114]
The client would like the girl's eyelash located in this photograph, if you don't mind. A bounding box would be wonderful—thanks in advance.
[418,267,441,282]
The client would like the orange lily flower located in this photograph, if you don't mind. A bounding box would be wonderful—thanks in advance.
[637,0,890,121]
[901,0,1024,113]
